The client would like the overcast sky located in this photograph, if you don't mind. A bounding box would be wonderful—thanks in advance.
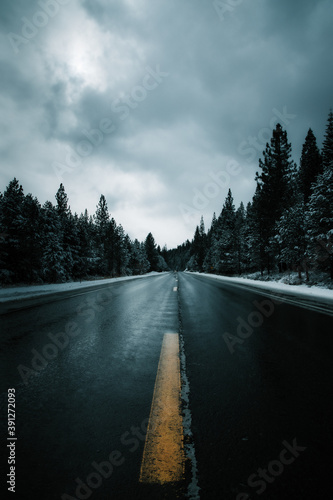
[0,0,332,248]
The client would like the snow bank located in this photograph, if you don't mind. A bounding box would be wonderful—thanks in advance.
[0,272,166,303]
[187,272,333,307]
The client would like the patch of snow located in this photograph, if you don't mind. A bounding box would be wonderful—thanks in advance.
[0,272,167,303]
[188,272,333,303]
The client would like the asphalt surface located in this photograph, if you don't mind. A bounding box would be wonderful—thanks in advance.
[178,273,333,500]
[1,272,332,500]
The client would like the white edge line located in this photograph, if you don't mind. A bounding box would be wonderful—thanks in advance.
[179,333,200,499]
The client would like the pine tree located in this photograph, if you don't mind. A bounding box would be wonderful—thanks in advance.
[55,184,77,279]
[242,202,257,273]
[145,233,159,272]
[41,201,67,282]
[304,110,333,279]
[21,194,43,282]
[95,195,109,232]
[273,202,308,279]
[235,202,246,275]
[94,195,110,274]
[299,129,323,203]
[322,110,333,170]
[255,123,297,273]
[129,239,149,275]
[305,161,333,279]
[211,189,237,275]
[55,183,70,218]
[246,185,265,274]
[157,254,169,271]
[75,210,94,278]
[203,213,217,273]
[113,224,130,276]
[109,218,120,276]
[0,178,25,282]
[191,216,207,271]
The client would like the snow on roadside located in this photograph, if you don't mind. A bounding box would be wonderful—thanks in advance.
[0,272,165,302]
[189,272,333,303]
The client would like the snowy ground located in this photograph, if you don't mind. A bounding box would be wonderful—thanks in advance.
[241,270,333,290]
[188,271,333,317]
[0,272,165,303]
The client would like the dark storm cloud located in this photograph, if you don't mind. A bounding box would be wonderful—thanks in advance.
[0,0,332,247]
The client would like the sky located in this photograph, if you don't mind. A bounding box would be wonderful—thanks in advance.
[0,0,332,249]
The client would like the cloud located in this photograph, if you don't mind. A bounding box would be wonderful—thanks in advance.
[0,0,332,247]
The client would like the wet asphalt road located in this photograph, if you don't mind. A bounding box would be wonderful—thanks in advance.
[1,272,333,500]
[178,273,333,500]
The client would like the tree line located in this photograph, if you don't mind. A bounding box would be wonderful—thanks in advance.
[168,110,333,280]
[1,110,332,284]
[0,184,168,284]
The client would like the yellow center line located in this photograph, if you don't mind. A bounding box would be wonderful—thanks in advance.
[139,333,185,484]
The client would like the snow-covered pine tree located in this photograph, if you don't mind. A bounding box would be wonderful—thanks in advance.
[0,178,25,282]
[255,123,297,273]
[74,210,94,278]
[322,109,333,170]
[304,110,333,279]
[113,224,131,276]
[145,232,159,272]
[55,183,70,218]
[94,194,110,274]
[235,202,246,275]
[129,239,149,275]
[299,128,323,203]
[55,184,78,279]
[211,189,237,275]
[273,202,308,279]
[41,201,67,282]
[243,200,261,273]
[139,241,151,273]
[21,194,43,282]
[203,212,217,273]
[104,217,117,276]
[191,216,207,272]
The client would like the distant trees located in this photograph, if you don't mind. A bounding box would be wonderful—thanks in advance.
[165,240,191,271]
[2,109,332,284]
[144,232,168,272]
[0,183,169,284]
[176,110,333,281]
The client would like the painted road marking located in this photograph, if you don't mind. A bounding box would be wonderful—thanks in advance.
[139,333,185,484]
[173,287,178,291]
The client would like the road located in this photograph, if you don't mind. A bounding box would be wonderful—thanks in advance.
[0,272,332,499]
